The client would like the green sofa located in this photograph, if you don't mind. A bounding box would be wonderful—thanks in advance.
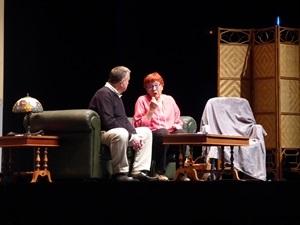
[28,109,197,181]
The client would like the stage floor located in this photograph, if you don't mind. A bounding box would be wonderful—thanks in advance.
[1,180,300,225]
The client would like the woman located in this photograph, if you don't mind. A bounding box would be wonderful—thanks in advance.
[133,72,186,181]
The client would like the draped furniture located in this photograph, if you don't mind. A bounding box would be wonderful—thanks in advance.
[199,97,267,181]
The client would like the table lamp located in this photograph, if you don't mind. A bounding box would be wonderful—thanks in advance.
[12,93,43,135]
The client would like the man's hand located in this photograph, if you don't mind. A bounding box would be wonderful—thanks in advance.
[130,134,144,151]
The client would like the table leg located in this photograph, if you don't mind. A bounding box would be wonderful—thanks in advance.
[173,167,200,181]
[173,145,184,181]
[186,167,200,181]
[178,145,184,168]
[173,145,202,181]
[229,146,234,172]
[219,146,240,180]
[31,147,52,183]
[0,148,14,183]
[229,146,240,180]
[221,146,225,170]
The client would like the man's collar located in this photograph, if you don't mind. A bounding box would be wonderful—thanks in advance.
[105,82,122,98]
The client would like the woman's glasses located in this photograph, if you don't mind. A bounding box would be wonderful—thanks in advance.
[147,83,161,90]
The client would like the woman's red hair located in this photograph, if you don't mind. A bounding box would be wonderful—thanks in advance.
[143,72,164,89]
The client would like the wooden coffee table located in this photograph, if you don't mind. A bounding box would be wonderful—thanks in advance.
[162,133,249,181]
[0,135,60,183]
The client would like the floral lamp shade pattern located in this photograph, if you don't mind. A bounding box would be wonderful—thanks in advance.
[12,94,43,113]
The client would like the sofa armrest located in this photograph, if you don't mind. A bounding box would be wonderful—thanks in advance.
[27,109,101,180]
[180,116,197,134]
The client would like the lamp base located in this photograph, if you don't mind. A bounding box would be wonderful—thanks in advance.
[24,129,45,136]
[6,130,44,136]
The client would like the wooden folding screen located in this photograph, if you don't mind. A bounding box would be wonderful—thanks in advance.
[218,26,300,181]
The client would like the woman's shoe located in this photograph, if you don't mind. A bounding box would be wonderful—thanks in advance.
[155,173,169,181]
[178,174,190,181]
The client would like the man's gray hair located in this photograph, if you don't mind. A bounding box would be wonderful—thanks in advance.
[108,66,131,84]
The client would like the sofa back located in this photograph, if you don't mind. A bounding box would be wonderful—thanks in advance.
[28,109,101,181]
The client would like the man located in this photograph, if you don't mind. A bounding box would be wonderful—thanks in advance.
[89,66,158,181]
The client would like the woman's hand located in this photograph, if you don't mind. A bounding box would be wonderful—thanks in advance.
[172,124,182,130]
[150,97,159,111]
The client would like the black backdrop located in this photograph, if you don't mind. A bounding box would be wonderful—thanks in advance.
[3,0,300,134]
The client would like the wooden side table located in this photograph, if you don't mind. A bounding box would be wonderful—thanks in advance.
[162,133,250,181]
[0,135,60,183]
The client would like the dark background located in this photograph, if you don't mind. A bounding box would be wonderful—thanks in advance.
[3,0,300,134]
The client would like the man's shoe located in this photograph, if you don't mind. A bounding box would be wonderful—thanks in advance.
[131,172,159,181]
[111,173,138,182]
